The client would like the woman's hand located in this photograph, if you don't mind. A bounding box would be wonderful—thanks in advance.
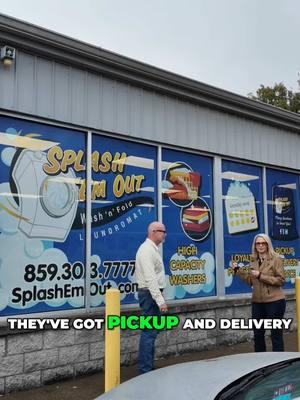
[251,269,260,279]
[232,261,239,274]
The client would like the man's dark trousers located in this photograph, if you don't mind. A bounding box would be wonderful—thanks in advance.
[138,289,161,373]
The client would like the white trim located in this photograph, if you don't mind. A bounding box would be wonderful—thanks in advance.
[263,166,268,234]
[214,157,225,297]
[85,130,92,311]
[157,146,162,223]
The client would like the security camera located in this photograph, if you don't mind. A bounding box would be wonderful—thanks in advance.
[1,45,16,67]
[1,46,15,60]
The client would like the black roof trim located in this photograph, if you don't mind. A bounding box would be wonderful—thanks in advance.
[1,13,300,132]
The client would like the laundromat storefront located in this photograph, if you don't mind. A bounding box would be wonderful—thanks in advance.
[0,115,299,317]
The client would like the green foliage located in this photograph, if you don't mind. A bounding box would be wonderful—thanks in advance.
[248,82,300,113]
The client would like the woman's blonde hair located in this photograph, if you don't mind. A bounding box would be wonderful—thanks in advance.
[251,233,278,259]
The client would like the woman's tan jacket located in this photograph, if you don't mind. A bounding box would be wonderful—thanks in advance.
[236,255,285,303]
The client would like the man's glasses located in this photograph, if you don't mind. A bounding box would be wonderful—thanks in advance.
[255,242,267,246]
[154,230,167,234]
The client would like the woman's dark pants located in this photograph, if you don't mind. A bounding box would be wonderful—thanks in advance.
[252,299,286,352]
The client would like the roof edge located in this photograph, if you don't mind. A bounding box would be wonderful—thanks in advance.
[1,13,300,132]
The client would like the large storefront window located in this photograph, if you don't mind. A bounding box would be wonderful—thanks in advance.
[2,114,299,317]
[90,134,157,306]
[0,116,86,316]
[161,148,215,300]
[222,160,264,295]
[266,168,300,287]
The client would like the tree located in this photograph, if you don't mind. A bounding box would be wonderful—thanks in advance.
[248,82,300,113]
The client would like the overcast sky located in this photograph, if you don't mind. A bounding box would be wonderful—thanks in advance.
[0,0,299,97]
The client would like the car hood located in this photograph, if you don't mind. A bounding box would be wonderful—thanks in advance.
[97,352,300,400]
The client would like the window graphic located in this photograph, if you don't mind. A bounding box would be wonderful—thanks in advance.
[0,116,86,316]
[162,149,215,300]
[267,169,300,289]
[90,134,157,306]
[222,161,264,295]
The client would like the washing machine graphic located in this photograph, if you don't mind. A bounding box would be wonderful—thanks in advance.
[12,149,79,242]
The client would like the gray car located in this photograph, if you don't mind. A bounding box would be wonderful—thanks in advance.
[96,352,300,400]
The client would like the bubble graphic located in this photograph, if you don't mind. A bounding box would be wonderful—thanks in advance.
[24,239,44,258]
[1,147,16,166]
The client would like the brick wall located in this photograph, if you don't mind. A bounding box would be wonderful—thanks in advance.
[0,295,296,394]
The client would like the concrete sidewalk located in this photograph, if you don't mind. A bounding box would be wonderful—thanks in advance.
[4,331,298,400]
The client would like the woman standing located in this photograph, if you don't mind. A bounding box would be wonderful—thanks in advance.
[233,233,286,352]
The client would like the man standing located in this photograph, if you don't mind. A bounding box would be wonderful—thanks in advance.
[135,221,168,374]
